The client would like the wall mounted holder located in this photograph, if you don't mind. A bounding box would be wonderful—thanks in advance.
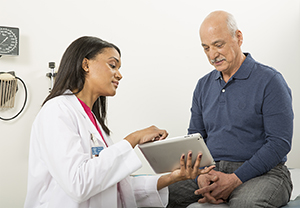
[0,71,27,121]
[46,62,57,92]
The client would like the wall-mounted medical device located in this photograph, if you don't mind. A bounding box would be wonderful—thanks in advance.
[0,26,19,57]
[46,62,57,92]
[0,71,27,121]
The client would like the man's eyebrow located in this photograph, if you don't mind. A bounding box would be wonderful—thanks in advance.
[202,40,224,47]
[212,40,224,45]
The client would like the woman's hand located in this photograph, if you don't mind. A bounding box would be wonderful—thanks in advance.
[124,125,168,148]
[157,151,215,190]
[170,152,214,182]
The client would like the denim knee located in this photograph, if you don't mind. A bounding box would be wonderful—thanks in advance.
[229,197,261,208]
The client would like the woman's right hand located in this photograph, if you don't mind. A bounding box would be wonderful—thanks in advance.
[124,125,168,148]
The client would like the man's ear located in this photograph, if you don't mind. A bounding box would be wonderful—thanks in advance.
[82,58,89,72]
[235,30,243,47]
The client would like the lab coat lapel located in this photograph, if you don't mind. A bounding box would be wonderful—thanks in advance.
[68,93,137,207]
[65,90,109,148]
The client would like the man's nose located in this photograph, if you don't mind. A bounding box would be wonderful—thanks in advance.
[209,48,219,61]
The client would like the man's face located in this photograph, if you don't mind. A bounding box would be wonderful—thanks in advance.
[200,20,243,75]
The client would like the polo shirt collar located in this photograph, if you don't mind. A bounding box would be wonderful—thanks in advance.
[215,53,255,80]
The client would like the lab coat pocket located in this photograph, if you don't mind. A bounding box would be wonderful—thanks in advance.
[90,133,105,158]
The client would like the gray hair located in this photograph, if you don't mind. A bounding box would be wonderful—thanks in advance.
[226,13,238,37]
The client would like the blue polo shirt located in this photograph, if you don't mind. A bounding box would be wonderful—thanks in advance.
[188,53,293,182]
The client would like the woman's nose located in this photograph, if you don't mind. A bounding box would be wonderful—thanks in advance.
[115,70,122,80]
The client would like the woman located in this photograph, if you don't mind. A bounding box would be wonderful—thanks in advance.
[24,36,213,208]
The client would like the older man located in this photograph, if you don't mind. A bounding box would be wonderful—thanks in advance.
[167,11,293,208]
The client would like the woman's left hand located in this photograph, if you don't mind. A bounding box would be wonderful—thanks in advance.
[170,152,215,182]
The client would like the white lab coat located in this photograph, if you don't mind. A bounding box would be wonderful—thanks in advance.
[24,90,168,208]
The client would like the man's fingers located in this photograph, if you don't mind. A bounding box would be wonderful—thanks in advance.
[199,165,215,174]
[197,193,226,205]
[195,182,217,195]
[198,193,217,204]
[198,197,208,203]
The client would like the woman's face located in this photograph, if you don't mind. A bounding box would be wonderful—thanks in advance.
[83,47,122,97]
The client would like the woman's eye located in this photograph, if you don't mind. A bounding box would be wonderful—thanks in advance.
[109,64,116,69]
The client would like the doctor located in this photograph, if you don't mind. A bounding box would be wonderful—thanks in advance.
[24,36,213,208]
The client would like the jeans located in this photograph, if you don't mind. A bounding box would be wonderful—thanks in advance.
[167,161,293,208]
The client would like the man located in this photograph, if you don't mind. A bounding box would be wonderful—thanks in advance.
[168,11,293,208]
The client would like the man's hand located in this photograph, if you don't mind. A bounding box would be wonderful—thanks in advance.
[195,170,224,204]
[195,170,242,204]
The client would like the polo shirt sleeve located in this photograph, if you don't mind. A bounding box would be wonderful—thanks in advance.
[234,72,293,182]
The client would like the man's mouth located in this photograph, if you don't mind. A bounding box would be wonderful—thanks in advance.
[211,58,226,65]
[215,60,224,65]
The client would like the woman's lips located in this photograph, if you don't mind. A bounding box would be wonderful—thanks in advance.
[112,81,119,88]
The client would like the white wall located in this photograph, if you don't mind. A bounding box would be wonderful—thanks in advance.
[0,0,299,207]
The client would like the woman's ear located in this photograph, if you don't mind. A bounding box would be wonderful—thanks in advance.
[82,58,89,72]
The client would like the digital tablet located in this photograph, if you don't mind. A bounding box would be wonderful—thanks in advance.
[138,133,215,173]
